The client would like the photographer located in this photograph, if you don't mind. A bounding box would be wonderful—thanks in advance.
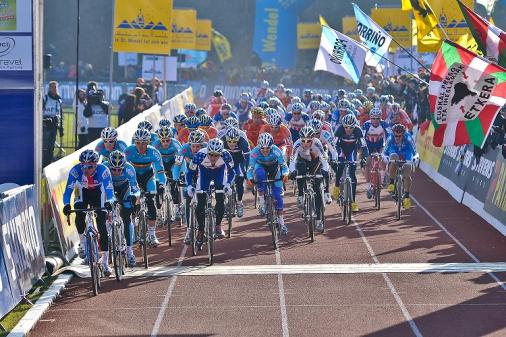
[42,81,64,167]
[84,81,111,142]
[75,89,88,148]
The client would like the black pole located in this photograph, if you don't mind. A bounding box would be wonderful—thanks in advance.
[74,0,80,150]
[391,38,431,73]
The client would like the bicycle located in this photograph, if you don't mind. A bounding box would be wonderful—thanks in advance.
[159,180,174,246]
[108,203,127,281]
[225,182,236,238]
[134,191,149,269]
[188,192,198,256]
[390,159,407,220]
[337,160,358,225]
[255,177,281,250]
[369,153,382,210]
[67,207,107,296]
[296,173,324,242]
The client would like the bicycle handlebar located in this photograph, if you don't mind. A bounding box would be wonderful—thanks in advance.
[66,207,109,226]
[295,174,323,179]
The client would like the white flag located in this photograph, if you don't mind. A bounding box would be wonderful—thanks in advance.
[314,25,367,84]
[352,3,393,67]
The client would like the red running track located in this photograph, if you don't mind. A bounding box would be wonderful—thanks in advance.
[28,169,506,337]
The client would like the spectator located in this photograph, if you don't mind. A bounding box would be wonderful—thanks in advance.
[151,77,164,104]
[75,88,88,148]
[119,94,137,125]
[84,82,111,141]
[42,81,64,167]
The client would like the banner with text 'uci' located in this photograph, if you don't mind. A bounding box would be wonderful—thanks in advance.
[252,0,311,69]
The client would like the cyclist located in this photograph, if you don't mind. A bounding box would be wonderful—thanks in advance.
[336,88,347,101]
[206,90,228,117]
[217,117,247,140]
[302,89,313,106]
[366,86,378,102]
[195,107,207,118]
[377,95,391,120]
[311,110,332,133]
[247,133,289,235]
[259,111,292,160]
[62,150,115,276]
[136,120,159,145]
[184,103,197,118]
[173,114,188,142]
[285,102,310,144]
[222,127,250,217]
[358,100,374,126]
[243,107,267,148]
[213,103,238,129]
[333,114,368,212]
[199,114,218,139]
[332,99,352,132]
[310,119,338,202]
[362,108,390,199]
[306,100,320,116]
[186,138,235,245]
[95,127,127,162]
[235,92,254,127]
[383,124,418,209]
[268,97,286,120]
[104,150,140,268]
[289,126,330,232]
[155,126,183,220]
[178,116,206,144]
[159,118,177,136]
[125,128,167,247]
[387,103,413,132]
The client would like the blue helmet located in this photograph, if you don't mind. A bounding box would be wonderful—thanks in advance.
[199,114,213,127]
[159,118,171,128]
[109,150,126,169]
[185,116,201,129]
[79,149,99,164]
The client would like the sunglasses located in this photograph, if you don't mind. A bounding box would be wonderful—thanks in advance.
[344,126,355,129]
[293,112,301,115]
[82,164,97,170]
[394,134,403,138]
[260,147,270,151]
[111,167,123,173]
[301,139,312,144]
[135,141,149,144]
[103,139,115,144]
[227,139,238,144]
[208,153,221,157]
[160,138,171,143]
[371,117,380,120]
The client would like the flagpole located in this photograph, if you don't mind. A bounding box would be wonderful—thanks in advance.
[391,38,430,73]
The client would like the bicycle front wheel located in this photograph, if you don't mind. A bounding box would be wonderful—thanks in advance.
[345,178,352,225]
[88,234,99,296]
[189,202,197,256]
[396,176,402,220]
[140,211,149,269]
[111,222,122,282]
[266,195,278,250]
[227,193,233,238]
[165,196,173,247]
[206,211,214,265]
[308,193,314,242]
[374,170,381,210]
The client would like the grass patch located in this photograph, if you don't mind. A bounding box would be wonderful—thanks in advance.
[0,274,58,337]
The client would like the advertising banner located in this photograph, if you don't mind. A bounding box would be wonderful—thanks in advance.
[484,152,506,225]
[0,244,17,319]
[171,9,197,50]
[297,22,320,49]
[141,55,177,82]
[113,0,173,54]
[0,185,45,316]
[44,88,193,261]
[371,7,411,49]
[117,52,138,66]
[429,0,473,42]
[195,19,212,51]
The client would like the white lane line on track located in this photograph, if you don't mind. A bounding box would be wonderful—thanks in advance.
[118,262,506,277]
[150,245,187,337]
[276,248,290,337]
[353,218,423,337]
[411,195,506,292]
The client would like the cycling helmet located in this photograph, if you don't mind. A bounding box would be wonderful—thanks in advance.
[157,126,173,139]
[379,95,389,105]
[101,127,118,140]
[184,103,197,113]
[303,89,312,96]
[347,92,356,101]
[308,100,320,110]
[291,96,301,104]
[291,102,303,113]
[267,113,282,127]
[391,103,401,113]
[159,118,171,128]
[199,114,213,127]
[369,107,382,119]
[221,103,232,111]
[225,127,241,142]
[185,116,201,129]
[258,101,269,109]
[285,88,293,96]
[79,149,99,164]
[337,89,346,98]
[109,150,126,169]
[309,119,323,133]
[268,97,280,106]
[320,102,330,112]
[173,113,187,124]
[137,120,153,132]
[299,126,315,139]
[195,108,206,117]
[240,93,249,101]
[388,94,395,103]
[258,133,274,148]
[264,107,278,118]
[354,89,363,96]
[251,107,265,117]
[276,83,285,90]
[223,117,239,130]
[133,128,151,142]
[213,90,223,97]
[366,87,376,95]
[207,138,224,154]
[338,99,351,110]
[363,100,374,112]
[352,98,363,109]
[188,130,205,144]
[322,94,332,102]
[265,89,274,99]
[341,114,358,128]
[312,110,325,120]
[392,123,406,134]
[261,80,270,89]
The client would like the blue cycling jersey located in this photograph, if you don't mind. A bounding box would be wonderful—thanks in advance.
[95,139,128,162]
[247,145,288,187]
[63,163,115,205]
[124,144,166,185]
[383,133,417,161]
[362,120,390,154]
[186,148,235,191]
[102,162,140,207]
[334,125,369,158]
[154,138,182,164]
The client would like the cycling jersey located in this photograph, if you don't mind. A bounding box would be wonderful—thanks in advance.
[95,139,128,162]
[247,145,288,187]
[318,130,339,161]
[334,125,369,160]
[221,136,250,175]
[243,118,267,147]
[124,144,167,188]
[103,161,140,205]
[362,120,390,154]
[235,100,254,124]
[387,109,414,131]
[63,163,115,205]
[206,97,228,117]
[259,124,292,147]
[154,138,182,179]
[186,148,235,191]
[200,126,218,139]
[289,138,329,173]
[213,111,238,125]
[285,112,310,143]
[383,133,417,161]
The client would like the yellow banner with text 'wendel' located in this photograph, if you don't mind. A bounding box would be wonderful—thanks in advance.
[195,19,212,51]
[342,16,360,42]
[371,7,411,49]
[171,9,197,50]
[113,0,172,54]
[297,23,321,49]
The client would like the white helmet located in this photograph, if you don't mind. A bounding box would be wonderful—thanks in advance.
[258,133,274,148]
[207,138,224,154]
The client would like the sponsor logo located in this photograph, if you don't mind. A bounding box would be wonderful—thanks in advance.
[0,36,14,56]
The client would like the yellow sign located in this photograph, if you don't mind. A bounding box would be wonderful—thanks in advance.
[113,0,173,54]
[297,23,321,49]
[195,19,212,51]
[342,16,359,42]
[416,122,443,171]
[371,8,411,49]
[171,9,197,50]
[428,0,473,42]
[212,29,232,63]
